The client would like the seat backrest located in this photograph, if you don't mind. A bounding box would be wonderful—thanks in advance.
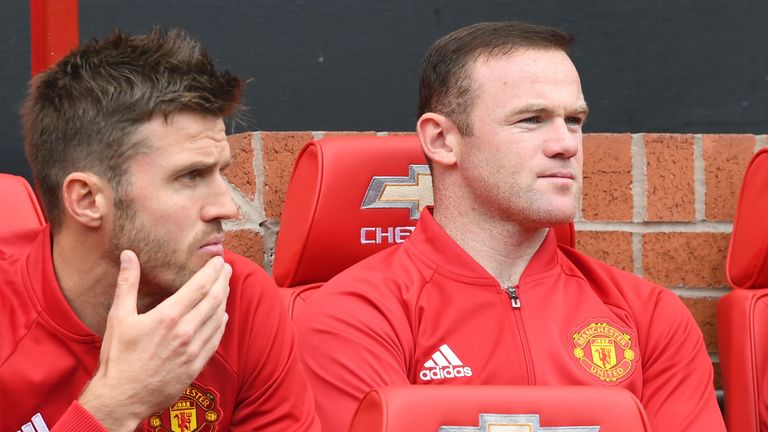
[348,385,652,432]
[717,147,768,432]
[0,173,45,233]
[273,136,575,317]
[273,136,575,301]
[726,148,768,291]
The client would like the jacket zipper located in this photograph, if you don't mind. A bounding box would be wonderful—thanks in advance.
[505,286,521,308]
[504,285,535,383]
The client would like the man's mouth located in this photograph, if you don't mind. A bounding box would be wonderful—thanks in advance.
[539,170,575,180]
[199,234,226,255]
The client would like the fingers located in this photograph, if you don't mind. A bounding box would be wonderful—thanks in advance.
[110,250,141,318]
[178,262,231,340]
[194,312,229,371]
[191,281,230,370]
[155,255,226,317]
[167,260,230,371]
[100,250,141,367]
[148,256,230,363]
[85,254,233,428]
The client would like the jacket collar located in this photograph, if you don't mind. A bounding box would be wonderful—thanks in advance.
[406,208,561,285]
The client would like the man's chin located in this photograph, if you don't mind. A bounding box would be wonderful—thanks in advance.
[136,270,191,308]
[532,207,576,227]
[545,196,578,220]
[550,213,576,226]
[193,250,225,271]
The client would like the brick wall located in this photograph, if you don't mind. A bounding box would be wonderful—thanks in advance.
[222,131,767,392]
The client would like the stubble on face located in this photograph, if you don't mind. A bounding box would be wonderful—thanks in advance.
[108,193,223,301]
[457,49,584,229]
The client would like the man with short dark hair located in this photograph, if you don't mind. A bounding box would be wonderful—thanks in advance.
[1,29,319,431]
[296,21,725,432]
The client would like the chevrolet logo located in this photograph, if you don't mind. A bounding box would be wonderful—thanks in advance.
[361,164,433,220]
[439,413,600,432]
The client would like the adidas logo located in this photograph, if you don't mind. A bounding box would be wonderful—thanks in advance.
[419,344,473,381]
[17,413,49,432]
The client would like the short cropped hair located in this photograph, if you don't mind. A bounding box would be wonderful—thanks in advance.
[418,21,574,135]
[21,28,243,229]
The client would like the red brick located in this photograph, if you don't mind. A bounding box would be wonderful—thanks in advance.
[703,134,755,221]
[224,229,264,267]
[643,232,729,287]
[225,132,257,200]
[575,231,633,272]
[262,132,314,219]
[582,134,633,221]
[387,131,417,136]
[645,134,695,221]
[679,296,720,353]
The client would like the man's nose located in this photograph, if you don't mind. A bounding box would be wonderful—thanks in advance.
[202,175,239,222]
[543,119,580,159]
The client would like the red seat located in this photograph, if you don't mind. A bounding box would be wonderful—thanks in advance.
[273,136,575,318]
[0,173,45,233]
[717,147,768,432]
[348,385,651,432]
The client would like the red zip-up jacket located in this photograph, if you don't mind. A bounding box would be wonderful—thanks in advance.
[296,210,725,432]
[1,226,320,432]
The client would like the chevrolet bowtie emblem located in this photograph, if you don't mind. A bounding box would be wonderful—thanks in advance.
[439,414,600,432]
[361,164,434,220]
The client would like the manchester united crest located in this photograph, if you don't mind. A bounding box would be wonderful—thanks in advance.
[148,383,222,432]
[570,320,637,384]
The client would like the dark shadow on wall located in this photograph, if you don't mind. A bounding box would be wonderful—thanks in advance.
[2,0,767,178]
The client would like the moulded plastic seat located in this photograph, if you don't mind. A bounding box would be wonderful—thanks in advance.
[0,173,45,233]
[347,385,652,432]
[272,135,575,318]
[717,147,768,432]
[0,173,46,255]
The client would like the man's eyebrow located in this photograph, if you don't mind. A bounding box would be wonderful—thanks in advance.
[506,103,590,118]
[511,104,550,115]
[169,158,230,177]
[169,161,211,176]
[571,103,590,116]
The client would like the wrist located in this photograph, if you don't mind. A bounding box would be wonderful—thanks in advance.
[79,378,144,432]
[53,401,110,432]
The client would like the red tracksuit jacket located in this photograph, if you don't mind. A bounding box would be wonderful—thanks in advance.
[296,210,725,432]
[1,226,320,432]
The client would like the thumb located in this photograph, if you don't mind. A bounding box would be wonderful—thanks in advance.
[111,250,140,317]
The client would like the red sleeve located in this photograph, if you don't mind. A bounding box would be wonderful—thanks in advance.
[225,254,320,431]
[639,290,726,431]
[51,402,108,432]
[295,273,413,432]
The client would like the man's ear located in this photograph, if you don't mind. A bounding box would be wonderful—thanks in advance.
[61,172,111,228]
[416,112,461,168]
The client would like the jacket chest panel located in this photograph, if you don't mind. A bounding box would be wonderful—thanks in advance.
[408,277,643,392]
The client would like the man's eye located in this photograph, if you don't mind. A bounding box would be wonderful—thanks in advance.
[519,116,542,124]
[566,116,584,126]
[181,170,201,181]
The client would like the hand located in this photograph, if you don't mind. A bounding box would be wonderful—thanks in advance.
[78,250,231,432]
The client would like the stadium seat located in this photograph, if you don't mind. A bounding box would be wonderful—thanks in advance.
[0,173,45,233]
[347,385,652,432]
[717,147,768,432]
[272,135,575,318]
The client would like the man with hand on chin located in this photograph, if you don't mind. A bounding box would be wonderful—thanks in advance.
[1,28,319,431]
